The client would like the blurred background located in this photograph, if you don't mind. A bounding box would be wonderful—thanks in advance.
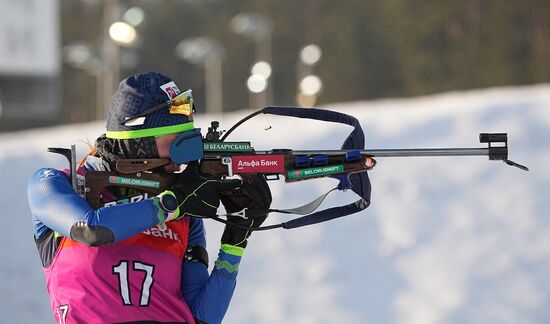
[0,0,549,131]
[1,1,550,324]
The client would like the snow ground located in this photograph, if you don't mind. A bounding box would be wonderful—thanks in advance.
[1,84,549,323]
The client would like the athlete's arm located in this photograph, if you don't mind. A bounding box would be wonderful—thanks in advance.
[181,218,243,324]
[28,168,168,245]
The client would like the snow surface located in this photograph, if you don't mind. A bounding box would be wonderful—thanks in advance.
[1,84,549,323]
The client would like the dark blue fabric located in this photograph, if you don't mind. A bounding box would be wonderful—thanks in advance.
[261,106,372,229]
[105,72,192,133]
[182,218,239,324]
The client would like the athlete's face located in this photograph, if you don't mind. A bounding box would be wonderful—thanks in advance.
[155,133,181,173]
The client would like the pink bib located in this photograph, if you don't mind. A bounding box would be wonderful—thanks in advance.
[44,218,195,324]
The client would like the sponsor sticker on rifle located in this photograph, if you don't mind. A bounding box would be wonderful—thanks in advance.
[108,176,160,188]
[204,142,254,152]
[288,165,345,179]
[231,155,285,173]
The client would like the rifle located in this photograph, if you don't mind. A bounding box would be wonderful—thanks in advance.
[49,106,528,231]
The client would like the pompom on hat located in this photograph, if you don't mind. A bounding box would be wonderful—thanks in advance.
[105,72,195,139]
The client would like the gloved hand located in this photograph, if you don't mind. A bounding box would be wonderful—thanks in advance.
[169,162,241,219]
[220,174,272,248]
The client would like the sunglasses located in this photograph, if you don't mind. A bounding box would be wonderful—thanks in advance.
[121,89,195,126]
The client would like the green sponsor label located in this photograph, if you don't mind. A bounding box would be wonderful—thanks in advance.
[203,142,254,152]
[288,165,345,179]
[108,176,160,188]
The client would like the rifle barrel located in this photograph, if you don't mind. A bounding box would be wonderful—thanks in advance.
[288,148,489,157]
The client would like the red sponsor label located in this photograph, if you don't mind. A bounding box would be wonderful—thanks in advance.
[231,155,285,173]
[165,87,177,99]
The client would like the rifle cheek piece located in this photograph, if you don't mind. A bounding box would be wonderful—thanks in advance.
[169,128,204,164]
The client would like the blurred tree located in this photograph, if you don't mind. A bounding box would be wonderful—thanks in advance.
[379,0,550,96]
[56,0,550,127]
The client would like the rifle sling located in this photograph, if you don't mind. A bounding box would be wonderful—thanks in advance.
[223,186,368,230]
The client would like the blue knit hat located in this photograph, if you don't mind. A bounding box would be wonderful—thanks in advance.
[105,72,195,139]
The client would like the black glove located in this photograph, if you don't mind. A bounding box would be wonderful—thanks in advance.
[220,174,272,248]
[170,162,241,219]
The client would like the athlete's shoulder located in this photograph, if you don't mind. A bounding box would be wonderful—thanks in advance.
[30,168,69,183]
[29,168,75,194]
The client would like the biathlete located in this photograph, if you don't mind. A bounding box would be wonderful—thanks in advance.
[27,72,271,324]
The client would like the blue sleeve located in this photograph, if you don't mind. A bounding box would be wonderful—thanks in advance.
[28,168,168,242]
[181,218,209,305]
[181,219,243,324]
